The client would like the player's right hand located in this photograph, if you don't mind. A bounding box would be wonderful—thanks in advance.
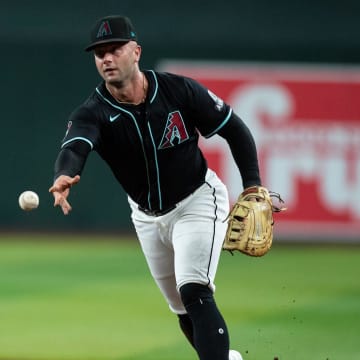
[49,175,81,215]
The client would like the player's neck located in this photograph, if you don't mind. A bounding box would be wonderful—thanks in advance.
[107,71,147,105]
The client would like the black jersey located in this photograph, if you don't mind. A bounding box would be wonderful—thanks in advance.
[60,70,234,212]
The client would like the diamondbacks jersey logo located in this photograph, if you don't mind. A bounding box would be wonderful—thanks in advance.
[97,21,112,38]
[158,111,189,149]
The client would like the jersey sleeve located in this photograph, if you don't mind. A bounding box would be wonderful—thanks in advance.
[60,105,100,151]
[218,112,262,188]
[183,77,233,138]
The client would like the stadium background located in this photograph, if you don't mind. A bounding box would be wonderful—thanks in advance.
[1,0,359,236]
[1,2,360,360]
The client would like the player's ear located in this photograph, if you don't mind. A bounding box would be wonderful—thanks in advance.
[134,43,142,60]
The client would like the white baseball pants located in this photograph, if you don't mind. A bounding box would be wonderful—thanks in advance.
[128,169,229,314]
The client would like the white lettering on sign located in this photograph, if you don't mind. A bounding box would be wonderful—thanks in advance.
[228,84,360,218]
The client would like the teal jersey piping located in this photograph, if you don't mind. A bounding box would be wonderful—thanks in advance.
[204,108,233,138]
[95,87,153,209]
[61,137,94,149]
[148,70,158,104]
[147,122,162,209]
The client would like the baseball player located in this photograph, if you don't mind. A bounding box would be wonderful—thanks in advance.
[49,15,262,360]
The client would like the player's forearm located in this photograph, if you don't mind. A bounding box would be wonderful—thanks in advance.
[218,113,261,188]
[54,143,90,180]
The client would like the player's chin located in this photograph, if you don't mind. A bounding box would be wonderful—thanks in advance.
[104,73,122,85]
[106,77,123,88]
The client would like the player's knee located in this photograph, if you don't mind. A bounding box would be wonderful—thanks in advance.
[179,282,213,307]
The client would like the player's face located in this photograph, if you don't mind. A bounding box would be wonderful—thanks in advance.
[93,41,141,85]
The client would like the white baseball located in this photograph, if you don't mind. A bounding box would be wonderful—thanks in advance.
[18,191,39,211]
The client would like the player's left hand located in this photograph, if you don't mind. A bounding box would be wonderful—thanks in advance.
[223,186,286,256]
[49,175,80,215]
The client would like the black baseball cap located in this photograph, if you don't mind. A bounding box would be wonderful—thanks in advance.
[85,15,137,51]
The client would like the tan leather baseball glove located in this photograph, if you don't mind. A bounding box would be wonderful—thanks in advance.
[223,186,286,257]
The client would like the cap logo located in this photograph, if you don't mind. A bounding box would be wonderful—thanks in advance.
[97,21,112,38]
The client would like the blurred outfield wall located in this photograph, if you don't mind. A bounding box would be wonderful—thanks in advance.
[1,1,359,238]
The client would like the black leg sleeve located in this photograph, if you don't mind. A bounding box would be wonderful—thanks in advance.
[178,313,195,348]
[180,283,229,360]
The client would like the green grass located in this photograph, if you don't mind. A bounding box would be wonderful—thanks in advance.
[0,234,359,360]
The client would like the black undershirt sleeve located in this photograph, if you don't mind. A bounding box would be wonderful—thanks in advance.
[217,112,262,189]
[54,141,91,180]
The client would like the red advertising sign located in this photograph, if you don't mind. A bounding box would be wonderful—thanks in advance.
[159,62,360,240]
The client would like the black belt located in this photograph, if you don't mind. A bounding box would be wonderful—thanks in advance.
[138,205,176,217]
